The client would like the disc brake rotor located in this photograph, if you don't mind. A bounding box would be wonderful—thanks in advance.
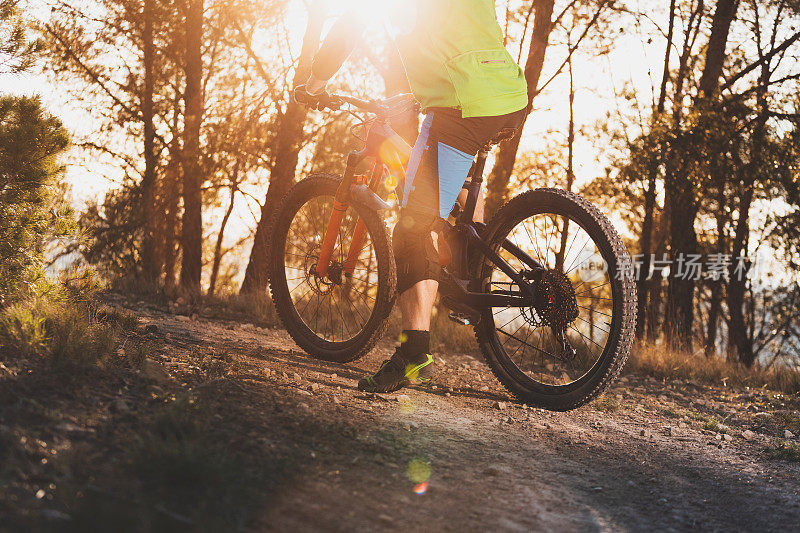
[303,249,343,296]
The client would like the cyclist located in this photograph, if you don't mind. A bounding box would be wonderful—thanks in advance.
[294,0,528,393]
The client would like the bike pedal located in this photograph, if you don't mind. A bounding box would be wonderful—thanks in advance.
[448,312,473,326]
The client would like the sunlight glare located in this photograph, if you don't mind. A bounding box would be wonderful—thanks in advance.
[340,0,398,23]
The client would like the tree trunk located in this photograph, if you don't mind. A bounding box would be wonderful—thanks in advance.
[646,275,663,341]
[163,81,182,289]
[698,0,740,98]
[637,170,657,339]
[636,0,675,339]
[728,49,770,367]
[664,180,698,350]
[672,0,704,125]
[705,184,727,357]
[179,0,204,292]
[485,0,555,218]
[555,52,575,271]
[162,158,181,289]
[656,0,700,343]
[705,283,722,357]
[726,1,786,367]
[240,3,324,294]
[664,0,738,350]
[140,0,159,284]
[727,185,753,365]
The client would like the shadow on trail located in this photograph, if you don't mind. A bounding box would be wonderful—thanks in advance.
[247,384,800,532]
[229,343,800,531]
[4,345,799,532]
[246,346,365,382]
[246,343,515,404]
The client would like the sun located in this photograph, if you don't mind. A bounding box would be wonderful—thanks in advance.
[283,0,403,45]
[338,0,400,22]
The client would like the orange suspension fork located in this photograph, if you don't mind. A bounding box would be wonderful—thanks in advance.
[343,162,384,275]
[343,219,367,275]
[316,200,347,278]
[316,150,364,278]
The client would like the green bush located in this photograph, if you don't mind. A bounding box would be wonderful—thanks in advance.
[0,95,71,303]
[0,290,138,365]
[0,302,48,357]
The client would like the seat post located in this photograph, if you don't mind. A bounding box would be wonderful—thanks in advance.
[462,150,489,223]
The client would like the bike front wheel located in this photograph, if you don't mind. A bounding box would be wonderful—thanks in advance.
[268,174,396,362]
[474,188,636,411]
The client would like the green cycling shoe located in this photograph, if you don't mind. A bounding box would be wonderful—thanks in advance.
[358,351,436,393]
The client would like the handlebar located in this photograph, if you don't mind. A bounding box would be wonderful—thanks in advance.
[296,84,418,117]
[329,94,383,114]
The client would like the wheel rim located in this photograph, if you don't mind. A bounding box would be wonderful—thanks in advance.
[282,194,381,344]
[488,211,616,388]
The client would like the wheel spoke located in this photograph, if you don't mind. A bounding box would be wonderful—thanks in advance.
[278,187,386,345]
[489,209,620,389]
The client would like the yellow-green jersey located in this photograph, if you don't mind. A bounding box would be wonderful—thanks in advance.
[310,0,528,118]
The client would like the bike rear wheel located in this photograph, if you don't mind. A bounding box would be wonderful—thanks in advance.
[268,174,396,362]
[474,188,636,411]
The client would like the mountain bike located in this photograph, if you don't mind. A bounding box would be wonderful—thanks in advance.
[267,93,636,410]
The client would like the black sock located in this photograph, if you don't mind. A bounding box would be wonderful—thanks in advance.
[399,330,430,363]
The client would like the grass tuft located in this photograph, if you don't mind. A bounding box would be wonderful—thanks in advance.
[192,291,278,327]
[771,411,800,434]
[766,440,800,462]
[594,396,619,412]
[0,303,48,358]
[702,417,722,433]
[94,305,139,331]
[0,296,135,365]
[627,343,800,395]
[126,396,258,526]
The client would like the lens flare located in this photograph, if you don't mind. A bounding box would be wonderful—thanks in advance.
[398,395,416,414]
[380,138,410,167]
[406,457,431,484]
[413,481,428,495]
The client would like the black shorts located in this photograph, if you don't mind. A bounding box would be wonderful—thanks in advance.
[399,106,526,218]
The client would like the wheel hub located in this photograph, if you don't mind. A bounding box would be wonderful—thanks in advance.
[304,253,344,295]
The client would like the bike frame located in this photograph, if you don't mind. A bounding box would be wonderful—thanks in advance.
[439,150,546,310]
[314,95,546,311]
[316,96,411,278]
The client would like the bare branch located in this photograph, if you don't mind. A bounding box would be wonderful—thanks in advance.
[719,29,800,92]
[43,23,170,150]
[531,0,609,99]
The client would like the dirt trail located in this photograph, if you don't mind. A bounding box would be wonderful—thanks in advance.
[3,297,799,531]
[137,303,800,532]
